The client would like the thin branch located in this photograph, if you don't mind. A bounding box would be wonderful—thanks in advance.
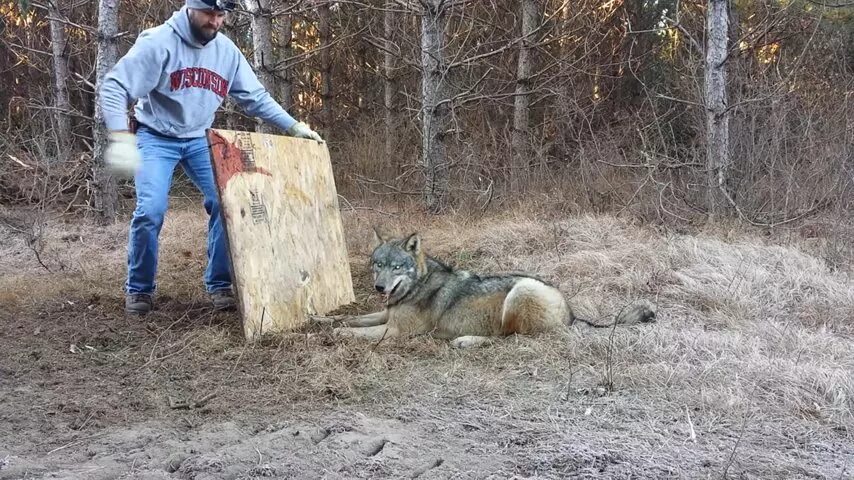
[804,0,854,6]
[446,1,569,69]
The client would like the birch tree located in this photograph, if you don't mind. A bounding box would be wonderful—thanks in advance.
[420,0,450,213]
[704,0,730,216]
[91,0,120,223]
[48,0,71,157]
[244,0,275,133]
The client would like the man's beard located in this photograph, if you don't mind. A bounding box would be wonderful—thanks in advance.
[189,19,218,43]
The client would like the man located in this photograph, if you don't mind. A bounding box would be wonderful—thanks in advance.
[99,0,323,315]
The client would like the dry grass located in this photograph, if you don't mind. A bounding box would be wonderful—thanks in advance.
[0,198,852,479]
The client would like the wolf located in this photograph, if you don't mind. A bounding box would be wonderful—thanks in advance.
[314,229,655,348]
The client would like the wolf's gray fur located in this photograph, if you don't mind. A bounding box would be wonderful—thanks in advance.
[315,228,655,348]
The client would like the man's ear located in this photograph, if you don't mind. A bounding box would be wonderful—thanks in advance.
[371,226,384,249]
[403,233,421,254]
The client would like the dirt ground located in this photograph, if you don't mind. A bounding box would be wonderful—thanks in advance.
[1,199,852,479]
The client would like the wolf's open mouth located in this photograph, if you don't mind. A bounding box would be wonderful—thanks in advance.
[382,282,400,303]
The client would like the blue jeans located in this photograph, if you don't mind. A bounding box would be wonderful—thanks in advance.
[126,126,232,295]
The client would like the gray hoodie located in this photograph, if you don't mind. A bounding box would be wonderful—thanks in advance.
[99,6,297,138]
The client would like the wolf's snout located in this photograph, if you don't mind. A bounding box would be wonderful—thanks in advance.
[375,284,386,293]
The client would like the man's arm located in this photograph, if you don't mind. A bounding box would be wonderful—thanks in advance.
[97,33,165,177]
[99,32,165,132]
[228,53,323,142]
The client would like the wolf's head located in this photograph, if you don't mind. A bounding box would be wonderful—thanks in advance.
[369,228,428,305]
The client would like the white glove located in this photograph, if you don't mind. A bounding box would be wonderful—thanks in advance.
[287,122,324,143]
[104,132,141,178]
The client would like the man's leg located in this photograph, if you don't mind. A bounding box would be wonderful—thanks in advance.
[126,129,181,311]
[179,137,233,301]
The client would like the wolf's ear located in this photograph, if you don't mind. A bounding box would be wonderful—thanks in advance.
[403,233,421,253]
[371,226,384,249]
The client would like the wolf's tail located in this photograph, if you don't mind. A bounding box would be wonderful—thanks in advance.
[568,302,656,328]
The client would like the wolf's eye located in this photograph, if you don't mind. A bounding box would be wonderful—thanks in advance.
[393,265,401,270]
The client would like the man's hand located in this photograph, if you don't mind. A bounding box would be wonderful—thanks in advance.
[104,131,141,178]
[287,122,324,143]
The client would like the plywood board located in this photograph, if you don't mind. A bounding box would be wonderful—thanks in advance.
[206,129,355,341]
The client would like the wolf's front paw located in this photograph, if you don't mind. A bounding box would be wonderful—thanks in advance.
[333,327,354,337]
[450,335,491,349]
[309,315,340,326]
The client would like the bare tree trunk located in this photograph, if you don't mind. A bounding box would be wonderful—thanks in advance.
[91,0,120,224]
[383,0,395,164]
[219,20,239,129]
[352,10,369,112]
[704,0,730,217]
[318,1,333,138]
[555,3,575,163]
[48,0,71,158]
[511,0,538,184]
[276,13,293,112]
[222,97,238,130]
[420,0,450,213]
[244,0,275,133]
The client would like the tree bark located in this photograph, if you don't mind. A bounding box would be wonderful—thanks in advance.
[220,19,239,129]
[555,3,575,164]
[318,1,333,137]
[511,0,538,183]
[48,0,71,158]
[420,0,450,213]
[383,0,396,164]
[704,0,731,217]
[244,0,275,133]
[91,0,120,224]
[276,13,293,112]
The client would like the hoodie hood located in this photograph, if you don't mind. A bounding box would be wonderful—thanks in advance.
[165,6,207,49]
